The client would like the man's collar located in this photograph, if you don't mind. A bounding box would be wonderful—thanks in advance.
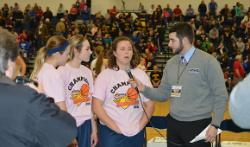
[0,75,15,85]
[180,46,195,62]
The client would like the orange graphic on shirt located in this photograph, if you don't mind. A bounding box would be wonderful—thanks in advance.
[127,87,138,99]
[71,84,90,106]
[113,87,139,109]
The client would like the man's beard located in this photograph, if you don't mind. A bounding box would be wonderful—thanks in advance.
[174,39,184,54]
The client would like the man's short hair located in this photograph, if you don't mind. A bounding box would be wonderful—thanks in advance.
[169,22,194,43]
[0,27,18,76]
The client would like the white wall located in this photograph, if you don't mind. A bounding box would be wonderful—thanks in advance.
[92,0,250,15]
[0,0,73,15]
[1,0,250,15]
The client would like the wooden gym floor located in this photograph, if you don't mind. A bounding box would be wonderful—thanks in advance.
[146,101,250,142]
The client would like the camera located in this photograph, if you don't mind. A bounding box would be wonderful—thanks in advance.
[15,76,38,86]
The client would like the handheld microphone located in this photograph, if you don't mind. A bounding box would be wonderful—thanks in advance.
[125,69,139,93]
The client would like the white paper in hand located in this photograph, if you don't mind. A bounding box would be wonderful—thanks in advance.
[190,125,222,143]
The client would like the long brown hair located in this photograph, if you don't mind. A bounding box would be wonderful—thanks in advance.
[107,36,140,69]
[30,35,68,80]
[95,45,105,75]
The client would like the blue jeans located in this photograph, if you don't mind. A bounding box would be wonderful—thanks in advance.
[77,119,91,147]
[99,124,145,147]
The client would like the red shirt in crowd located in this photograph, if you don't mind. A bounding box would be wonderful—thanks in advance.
[70,6,78,15]
[233,60,245,78]
[173,7,182,16]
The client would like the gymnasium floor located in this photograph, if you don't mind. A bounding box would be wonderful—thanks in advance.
[146,101,250,142]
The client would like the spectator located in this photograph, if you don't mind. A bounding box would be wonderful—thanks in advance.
[43,7,53,21]
[144,48,153,68]
[241,11,250,33]
[165,4,173,22]
[55,18,66,36]
[198,0,207,17]
[35,6,43,23]
[209,26,219,47]
[233,54,245,85]
[103,33,112,49]
[185,4,195,21]
[79,0,86,11]
[217,42,228,57]
[138,2,145,12]
[137,57,147,71]
[220,4,230,18]
[201,36,211,52]
[149,4,155,15]
[208,0,218,17]
[236,37,245,52]
[13,54,27,80]
[147,40,157,53]
[57,3,65,19]
[243,55,250,74]
[242,43,250,60]
[75,0,81,10]
[17,30,28,43]
[235,2,242,26]
[173,5,182,22]
[109,6,118,22]
[19,38,31,57]
[80,5,90,23]
[1,3,9,18]
[150,64,162,88]
[69,4,78,21]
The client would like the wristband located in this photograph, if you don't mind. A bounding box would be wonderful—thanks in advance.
[211,124,220,129]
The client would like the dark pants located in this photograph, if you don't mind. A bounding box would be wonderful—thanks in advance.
[77,119,92,147]
[167,115,211,147]
[99,124,145,147]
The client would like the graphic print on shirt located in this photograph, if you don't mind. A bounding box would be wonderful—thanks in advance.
[71,84,91,106]
[113,87,139,110]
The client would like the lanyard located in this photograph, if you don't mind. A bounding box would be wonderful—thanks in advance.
[177,49,196,84]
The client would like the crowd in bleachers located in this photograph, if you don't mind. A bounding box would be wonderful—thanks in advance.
[0,0,250,90]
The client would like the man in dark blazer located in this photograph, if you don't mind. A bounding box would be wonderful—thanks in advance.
[0,27,77,146]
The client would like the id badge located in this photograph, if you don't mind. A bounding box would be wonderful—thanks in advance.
[170,85,182,98]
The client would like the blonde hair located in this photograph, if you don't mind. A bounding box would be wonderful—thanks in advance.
[235,54,242,60]
[68,34,87,60]
[30,35,68,80]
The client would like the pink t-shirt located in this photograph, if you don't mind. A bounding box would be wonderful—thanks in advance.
[93,68,152,136]
[58,64,93,126]
[37,63,65,103]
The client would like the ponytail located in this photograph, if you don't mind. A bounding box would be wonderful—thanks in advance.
[30,35,69,80]
[30,47,46,80]
[95,51,104,76]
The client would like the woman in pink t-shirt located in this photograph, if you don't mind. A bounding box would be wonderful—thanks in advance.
[30,35,70,111]
[58,35,98,147]
[92,36,154,147]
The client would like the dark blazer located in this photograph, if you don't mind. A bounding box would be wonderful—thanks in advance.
[0,76,77,147]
